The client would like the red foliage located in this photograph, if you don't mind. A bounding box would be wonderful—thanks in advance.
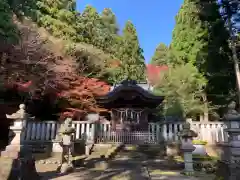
[15,81,33,92]
[3,76,111,121]
[55,76,111,120]
[4,81,31,90]
[3,64,168,121]
[146,64,168,86]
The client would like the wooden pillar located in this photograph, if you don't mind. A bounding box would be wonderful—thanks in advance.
[110,110,116,130]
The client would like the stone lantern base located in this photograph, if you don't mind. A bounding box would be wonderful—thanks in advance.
[181,147,196,175]
[57,163,74,174]
[0,145,40,180]
[0,120,40,180]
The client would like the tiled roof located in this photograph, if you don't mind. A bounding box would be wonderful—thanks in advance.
[110,82,153,91]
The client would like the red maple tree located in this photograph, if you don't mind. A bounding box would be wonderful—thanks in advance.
[146,64,168,86]
[2,75,111,121]
[0,19,113,122]
[55,75,111,120]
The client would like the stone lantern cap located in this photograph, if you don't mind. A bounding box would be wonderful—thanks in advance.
[6,104,27,120]
[178,122,197,138]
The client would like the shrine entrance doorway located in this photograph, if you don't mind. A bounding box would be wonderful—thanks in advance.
[111,108,148,132]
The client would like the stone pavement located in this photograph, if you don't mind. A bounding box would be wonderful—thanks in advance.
[38,165,212,180]
[37,146,214,180]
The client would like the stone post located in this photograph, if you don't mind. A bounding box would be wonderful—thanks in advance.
[216,101,240,180]
[225,121,240,161]
[178,122,198,175]
[85,124,95,155]
[85,113,98,156]
[53,123,64,153]
[0,104,40,180]
[222,121,240,180]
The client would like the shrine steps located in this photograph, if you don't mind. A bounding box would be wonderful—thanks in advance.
[83,143,124,169]
[121,144,167,159]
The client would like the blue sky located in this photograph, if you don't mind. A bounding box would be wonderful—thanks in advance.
[76,0,183,63]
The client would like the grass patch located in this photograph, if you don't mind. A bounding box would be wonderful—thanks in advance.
[174,156,184,162]
[193,172,215,179]
[192,140,208,145]
[110,171,131,180]
[125,145,137,151]
[193,155,219,161]
[90,166,106,171]
[73,155,87,160]
[174,155,219,162]
[150,170,178,175]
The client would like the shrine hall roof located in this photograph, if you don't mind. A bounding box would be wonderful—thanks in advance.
[96,79,163,109]
[110,82,153,92]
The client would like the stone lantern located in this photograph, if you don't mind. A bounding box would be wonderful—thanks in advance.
[57,118,76,174]
[178,122,198,175]
[223,101,240,162]
[217,101,240,179]
[0,104,40,179]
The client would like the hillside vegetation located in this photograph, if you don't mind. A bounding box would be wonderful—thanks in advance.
[0,0,240,121]
[0,0,146,85]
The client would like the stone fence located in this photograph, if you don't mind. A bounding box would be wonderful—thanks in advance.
[21,120,228,145]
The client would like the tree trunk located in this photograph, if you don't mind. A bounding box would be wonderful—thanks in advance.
[202,93,209,122]
[231,40,240,103]
[199,93,208,122]
[228,18,240,107]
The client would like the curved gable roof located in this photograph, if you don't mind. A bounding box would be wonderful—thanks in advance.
[96,79,163,108]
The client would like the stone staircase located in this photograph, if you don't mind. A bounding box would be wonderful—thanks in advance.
[83,143,123,168]
[121,144,166,159]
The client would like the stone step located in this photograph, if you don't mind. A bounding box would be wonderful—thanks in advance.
[117,144,166,160]
[83,144,124,169]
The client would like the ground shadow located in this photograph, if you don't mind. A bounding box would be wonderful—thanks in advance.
[38,144,184,179]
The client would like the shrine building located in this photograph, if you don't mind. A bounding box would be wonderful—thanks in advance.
[95,79,164,131]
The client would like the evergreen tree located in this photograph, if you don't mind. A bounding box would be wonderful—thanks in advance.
[36,0,77,40]
[101,8,118,34]
[170,0,236,115]
[0,0,19,45]
[154,63,206,118]
[150,43,169,65]
[99,8,119,54]
[114,21,145,82]
[171,0,208,67]
[7,0,37,19]
[77,5,102,46]
[200,0,236,110]
[219,0,240,106]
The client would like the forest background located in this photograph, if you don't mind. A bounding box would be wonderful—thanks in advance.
[0,0,239,122]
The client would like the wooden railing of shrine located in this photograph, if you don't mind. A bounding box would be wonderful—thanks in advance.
[22,120,228,144]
